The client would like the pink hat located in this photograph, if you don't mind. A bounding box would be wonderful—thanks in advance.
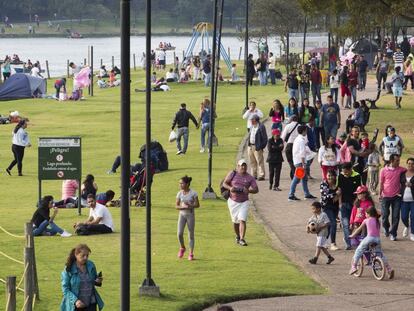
[272,129,281,136]
[354,185,368,194]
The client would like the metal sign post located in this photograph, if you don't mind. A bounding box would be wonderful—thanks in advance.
[38,137,82,214]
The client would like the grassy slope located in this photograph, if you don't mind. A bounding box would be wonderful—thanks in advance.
[0,73,322,310]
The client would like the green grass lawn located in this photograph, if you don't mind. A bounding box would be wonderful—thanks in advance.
[0,73,323,310]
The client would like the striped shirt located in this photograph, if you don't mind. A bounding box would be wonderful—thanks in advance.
[393,51,404,65]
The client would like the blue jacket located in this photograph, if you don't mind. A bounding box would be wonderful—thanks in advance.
[60,260,104,311]
[254,123,268,150]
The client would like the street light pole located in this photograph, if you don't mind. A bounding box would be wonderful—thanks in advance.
[244,0,249,111]
[203,0,219,200]
[120,0,131,310]
[139,0,160,297]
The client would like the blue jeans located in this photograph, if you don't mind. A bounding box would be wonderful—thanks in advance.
[258,71,267,85]
[200,122,210,148]
[300,85,310,103]
[401,201,414,234]
[352,236,388,266]
[33,220,63,236]
[176,127,189,153]
[288,88,299,102]
[340,202,353,248]
[311,83,321,105]
[358,72,367,89]
[324,123,338,139]
[330,88,338,105]
[269,69,276,85]
[288,163,310,197]
[204,73,211,87]
[349,85,357,103]
[381,196,401,237]
[324,206,339,244]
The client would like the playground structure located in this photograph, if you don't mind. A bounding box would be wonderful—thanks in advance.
[182,22,232,72]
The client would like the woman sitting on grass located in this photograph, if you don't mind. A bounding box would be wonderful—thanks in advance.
[81,174,98,206]
[31,195,71,237]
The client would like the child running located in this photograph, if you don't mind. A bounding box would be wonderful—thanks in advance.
[176,175,200,261]
[307,202,335,264]
[349,206,394,278]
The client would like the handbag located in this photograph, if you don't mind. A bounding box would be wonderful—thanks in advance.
[220,170,236,200]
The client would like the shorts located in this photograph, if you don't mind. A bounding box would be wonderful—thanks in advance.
[392,86,403,97]
[227,198,249,224]
[340,84,351,97]
[159,60,165,66]
[316,235,329,248]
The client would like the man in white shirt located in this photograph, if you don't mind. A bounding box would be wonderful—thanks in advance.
[30,63,43,78]
[74,194,114,235]
[268,52,276,85]
[281,115,299,179]
[242,101,263,132]
[288,125,316,201]
[158,49,166,69]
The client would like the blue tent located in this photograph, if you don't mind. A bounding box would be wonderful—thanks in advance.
[0,74,46,101]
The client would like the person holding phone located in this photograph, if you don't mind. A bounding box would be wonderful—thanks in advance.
[61,244,104,311]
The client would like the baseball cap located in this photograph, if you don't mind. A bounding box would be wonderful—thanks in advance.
[354,185,368,194]
[272,129,281,136]
[237,159,247,166]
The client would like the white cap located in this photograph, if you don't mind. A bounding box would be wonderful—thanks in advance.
[10,111,19,117]
[237,159,247,166]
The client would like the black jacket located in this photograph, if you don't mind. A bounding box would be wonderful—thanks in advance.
[267,138,284,163]
[172,108,198,129]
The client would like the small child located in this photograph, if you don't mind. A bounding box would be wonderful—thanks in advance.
[179,68,188,83]
[231,63,239,82]
[350,185,374,246]
[108,70,115,87]
[360,132,370,150]
[151,71,157,83]
[367,145,380,195]
[307,202,335,264]
[349,206,394,278]
[336,132,347,148]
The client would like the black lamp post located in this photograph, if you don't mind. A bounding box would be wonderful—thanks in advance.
[120,0,131,310]
[203,0,219,199]
[139,0,160,297]
[244,0,249,111]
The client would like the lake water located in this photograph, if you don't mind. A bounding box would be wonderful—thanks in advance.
[1,36,281,77]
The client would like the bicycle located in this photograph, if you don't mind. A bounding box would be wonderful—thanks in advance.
[352,242,386,280]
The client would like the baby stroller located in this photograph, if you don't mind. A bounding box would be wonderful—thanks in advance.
[130,164,155,207]
[130,166,146,207]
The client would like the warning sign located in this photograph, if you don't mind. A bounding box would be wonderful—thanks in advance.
[38,137,82,180]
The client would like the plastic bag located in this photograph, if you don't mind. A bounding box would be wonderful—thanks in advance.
[169,130,177,142]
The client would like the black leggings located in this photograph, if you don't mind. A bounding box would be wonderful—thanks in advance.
[8,144,25,174]
[76,224,112,235]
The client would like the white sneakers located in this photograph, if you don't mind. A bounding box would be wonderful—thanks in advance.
[403,226,409,238]
[61,231,72,238]
[330,244,339,251]
[410,234,414,242]
[200,147,205,153]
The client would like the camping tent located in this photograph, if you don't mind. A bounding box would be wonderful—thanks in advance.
[0,73,46,101]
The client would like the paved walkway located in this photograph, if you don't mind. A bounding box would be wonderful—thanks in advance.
[206,78,414,310]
